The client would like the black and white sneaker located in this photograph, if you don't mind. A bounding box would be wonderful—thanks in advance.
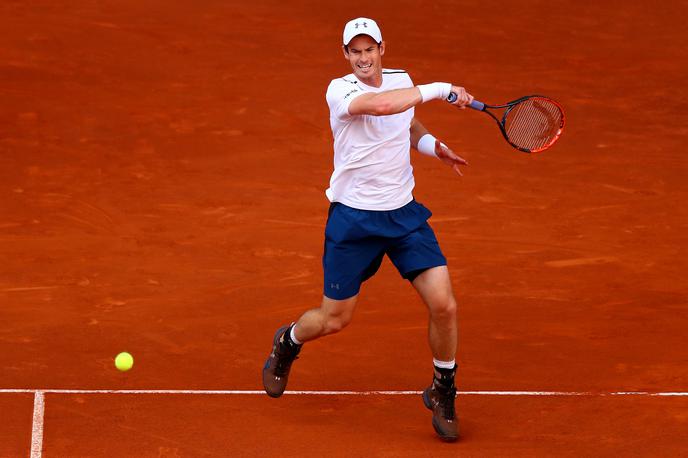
[422,380,458,442]
[262,325,301,398]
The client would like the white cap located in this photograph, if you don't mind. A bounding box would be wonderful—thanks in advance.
[342,17,382,46]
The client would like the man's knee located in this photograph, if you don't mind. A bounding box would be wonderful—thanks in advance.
[320,295,356,335]
[324,314,351,334]
[429,295,457,319]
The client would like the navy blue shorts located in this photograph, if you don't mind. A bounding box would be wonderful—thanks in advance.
[323,200,447,300]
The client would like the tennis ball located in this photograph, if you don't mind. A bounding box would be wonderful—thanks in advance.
[115,352,134,372]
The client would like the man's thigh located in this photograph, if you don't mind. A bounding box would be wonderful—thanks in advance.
[386,222,447,281]
[411,265,455,308]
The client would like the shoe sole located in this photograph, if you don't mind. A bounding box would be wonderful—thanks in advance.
[262,325,290,398]
[422,388,458,442]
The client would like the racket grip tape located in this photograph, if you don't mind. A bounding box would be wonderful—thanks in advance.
[447,92,485,111]
[469,100,485,111]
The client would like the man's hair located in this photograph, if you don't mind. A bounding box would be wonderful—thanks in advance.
[344,42,382,54]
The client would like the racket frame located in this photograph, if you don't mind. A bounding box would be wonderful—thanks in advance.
[471,95,565,153]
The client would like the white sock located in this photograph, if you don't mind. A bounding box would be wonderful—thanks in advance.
[433,358,456,370]
[290,324,302,345]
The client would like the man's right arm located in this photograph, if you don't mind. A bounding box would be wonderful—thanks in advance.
[348,84,473,117]
[348,88,422,116]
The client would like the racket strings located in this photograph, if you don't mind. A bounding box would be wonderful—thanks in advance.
[505,98,563,152]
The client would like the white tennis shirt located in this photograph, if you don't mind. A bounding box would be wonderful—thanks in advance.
[325,69,415,211]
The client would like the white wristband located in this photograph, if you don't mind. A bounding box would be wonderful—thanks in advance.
[417,82,452,103]
[417,134,445,157]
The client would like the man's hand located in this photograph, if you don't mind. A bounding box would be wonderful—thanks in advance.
[447,85,474,109]
[435,139,468,176]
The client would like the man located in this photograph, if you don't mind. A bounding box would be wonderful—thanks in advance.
[262,17,473,442]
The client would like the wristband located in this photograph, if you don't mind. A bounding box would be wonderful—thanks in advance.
[416,82,452,103]
[417,134,446,157]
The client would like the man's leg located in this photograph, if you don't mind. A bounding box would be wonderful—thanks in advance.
[412,265,459,442]
[292,294,358,342]
[411,266,457,360]
[262,294,358,398]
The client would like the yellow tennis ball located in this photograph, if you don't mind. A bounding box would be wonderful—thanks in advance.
[115,352,134,372]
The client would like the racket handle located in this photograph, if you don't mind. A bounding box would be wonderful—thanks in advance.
[447,92,485,111]
[469,100,485,111]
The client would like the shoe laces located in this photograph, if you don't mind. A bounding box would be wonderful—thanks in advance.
[274,342,300,377]
[439,387,456,420]
[434,382,456,420]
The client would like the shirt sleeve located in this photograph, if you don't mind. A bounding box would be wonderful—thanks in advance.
[326,79,365,120]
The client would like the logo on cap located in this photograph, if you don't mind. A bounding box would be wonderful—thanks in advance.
[343,17,382,45]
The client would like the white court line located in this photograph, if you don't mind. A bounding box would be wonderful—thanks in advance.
[30,391,44,458]
[11,388,685,458]
[1,389,687,395]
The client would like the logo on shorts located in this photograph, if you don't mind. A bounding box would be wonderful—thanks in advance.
[330,283,340,290]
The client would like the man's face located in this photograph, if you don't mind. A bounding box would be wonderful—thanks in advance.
[343,34,385,82]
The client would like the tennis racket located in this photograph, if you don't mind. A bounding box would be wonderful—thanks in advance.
[447,92,565,153]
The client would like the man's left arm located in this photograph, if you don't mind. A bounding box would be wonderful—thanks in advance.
[410,117,469,176]
[410,117,431,150]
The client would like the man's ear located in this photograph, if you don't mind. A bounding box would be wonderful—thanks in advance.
[379,41,386,56]
[342,45,349,59]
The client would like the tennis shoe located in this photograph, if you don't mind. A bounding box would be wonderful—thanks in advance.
[422,380,458,442]
[262,324,300,398]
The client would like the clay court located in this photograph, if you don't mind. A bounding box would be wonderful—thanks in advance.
[1,0,687,456]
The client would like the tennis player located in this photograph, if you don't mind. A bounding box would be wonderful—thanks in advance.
[263,17,473,442]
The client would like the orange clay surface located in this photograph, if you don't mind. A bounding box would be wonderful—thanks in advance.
[1,1,687,456]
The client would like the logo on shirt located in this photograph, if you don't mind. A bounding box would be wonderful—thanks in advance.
[343,89,359,99]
